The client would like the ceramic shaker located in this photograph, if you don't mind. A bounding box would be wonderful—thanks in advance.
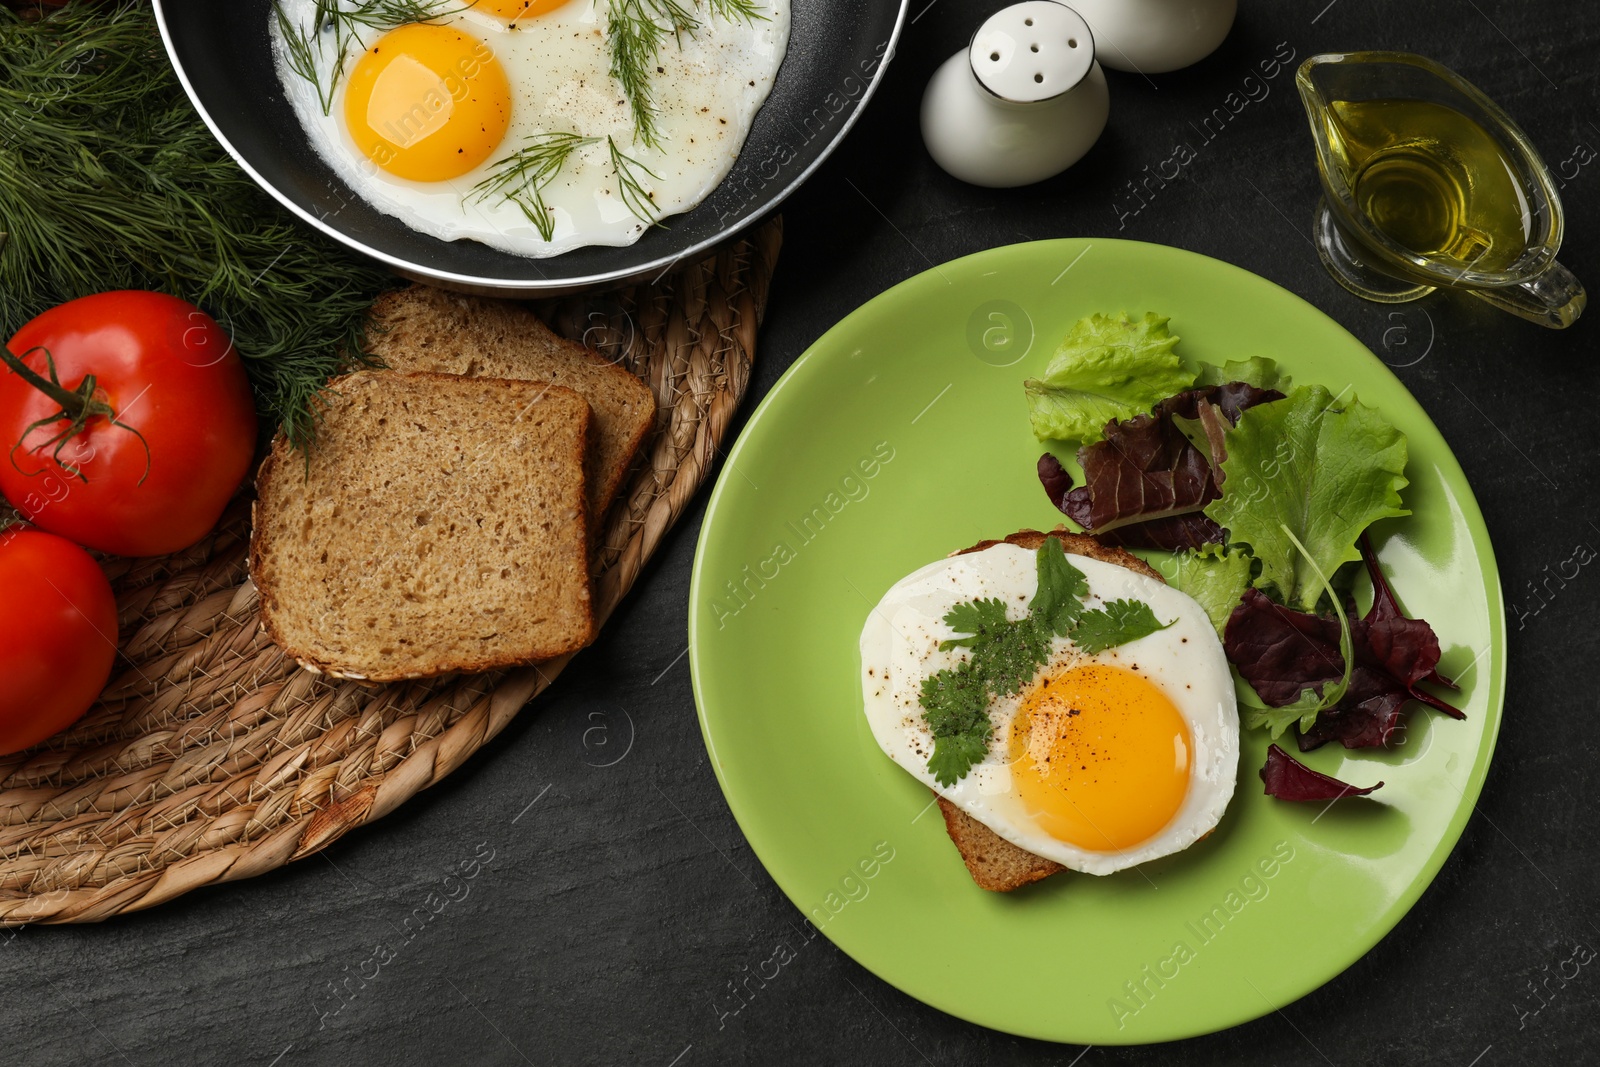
[1068,0,1236,74]
[921,1,1110,188]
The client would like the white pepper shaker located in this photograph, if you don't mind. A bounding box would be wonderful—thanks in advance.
[920,1,1110,188]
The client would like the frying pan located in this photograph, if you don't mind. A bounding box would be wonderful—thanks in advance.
[153,0,907,295]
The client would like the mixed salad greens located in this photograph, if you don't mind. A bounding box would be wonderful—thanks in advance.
[1026,311,1462,800]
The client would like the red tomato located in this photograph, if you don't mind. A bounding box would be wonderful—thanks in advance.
[0,291,257,557]
[0,526,118,754]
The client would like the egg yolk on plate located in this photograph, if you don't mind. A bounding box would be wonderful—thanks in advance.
[477,0,575,18]
[342,24,511,182]
[1008,664,1191,853]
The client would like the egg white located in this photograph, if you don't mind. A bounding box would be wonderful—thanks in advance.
[860,542,1240,877]
[270,0,788,257]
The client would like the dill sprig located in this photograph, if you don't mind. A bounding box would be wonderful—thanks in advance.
[274,0,467,116]
[607,136,663,225]
[605,0,765,147]
[470,131,597,242]
[703,0,766,23]
[606,0,691,150]
[0,2,396,451]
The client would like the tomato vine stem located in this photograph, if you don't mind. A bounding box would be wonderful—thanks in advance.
[0,343,151,485]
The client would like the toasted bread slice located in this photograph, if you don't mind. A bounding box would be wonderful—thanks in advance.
[364,284,656,521]
[937,526,1165,892]
[250,371,595,682]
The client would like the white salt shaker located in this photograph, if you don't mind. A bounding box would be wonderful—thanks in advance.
[1068,0,1236,74]
[920,0,1110,188]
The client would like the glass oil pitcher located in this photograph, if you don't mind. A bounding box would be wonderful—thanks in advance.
[1296,51,1584,329]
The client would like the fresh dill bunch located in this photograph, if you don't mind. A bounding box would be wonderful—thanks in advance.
[606,136,663,225]
[275,0,468,115]
[470,131,597,242]
[0,2,397,451]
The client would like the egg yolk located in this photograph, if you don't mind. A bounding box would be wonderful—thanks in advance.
[342,24,511,182]
[1007,664,1191,853]
[476,0,574,18]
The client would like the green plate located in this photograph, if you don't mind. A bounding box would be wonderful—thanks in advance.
[687,239,1505,1044]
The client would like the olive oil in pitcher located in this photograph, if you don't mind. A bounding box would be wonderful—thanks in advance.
[1326,98,1530,272]
[1297,52,1583,327]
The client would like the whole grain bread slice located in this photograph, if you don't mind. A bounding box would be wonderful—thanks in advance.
[250,371,596,682]
[937,526,1166,892]
[364,284,656,521]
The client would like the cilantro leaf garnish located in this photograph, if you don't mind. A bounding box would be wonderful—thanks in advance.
[920,537,1086,786]
[927,730,993,788]
[939,598,1010,649]
[918,537,1176,786]
[920,662,995,788]
[918,667,989,738]
[1030,533,1089,636]
[1072,599,1174,654]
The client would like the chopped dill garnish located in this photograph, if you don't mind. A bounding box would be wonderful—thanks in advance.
[470,132,598,242]
[605,0,692,149]
[703,0,767,23]
[0,2,396,451]
[607,136,664,225]
[605,0,760,148]
[276,3,338,113]
[274,0,468,116]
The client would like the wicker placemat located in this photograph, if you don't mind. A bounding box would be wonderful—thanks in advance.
[0,219,781,924]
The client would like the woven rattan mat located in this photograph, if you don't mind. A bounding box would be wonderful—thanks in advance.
[0,219,781,924]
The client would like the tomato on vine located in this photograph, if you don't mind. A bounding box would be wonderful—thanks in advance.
[0,291,258,557]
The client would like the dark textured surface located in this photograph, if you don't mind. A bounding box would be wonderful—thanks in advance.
[8,1,1598,1063]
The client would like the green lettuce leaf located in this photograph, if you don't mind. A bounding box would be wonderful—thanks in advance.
[1206,386,1409,612]
[1161,543,1254,636]
[1193,357,1292,392]
[1024,312,1194,443]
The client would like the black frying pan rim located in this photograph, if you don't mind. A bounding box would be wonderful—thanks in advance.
[151,0,909,295]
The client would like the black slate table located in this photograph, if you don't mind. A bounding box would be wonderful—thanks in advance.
[9,1,1597,1063]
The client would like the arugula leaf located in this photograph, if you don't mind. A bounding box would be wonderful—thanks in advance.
[1193,357,1292,392]
[1243,697,1319,740]
[1023,312,1195,443]
[1161,543,1254,636]
[1029,535,1089,636]
[1072,600,1173,654]
[1206,385,1409,612]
